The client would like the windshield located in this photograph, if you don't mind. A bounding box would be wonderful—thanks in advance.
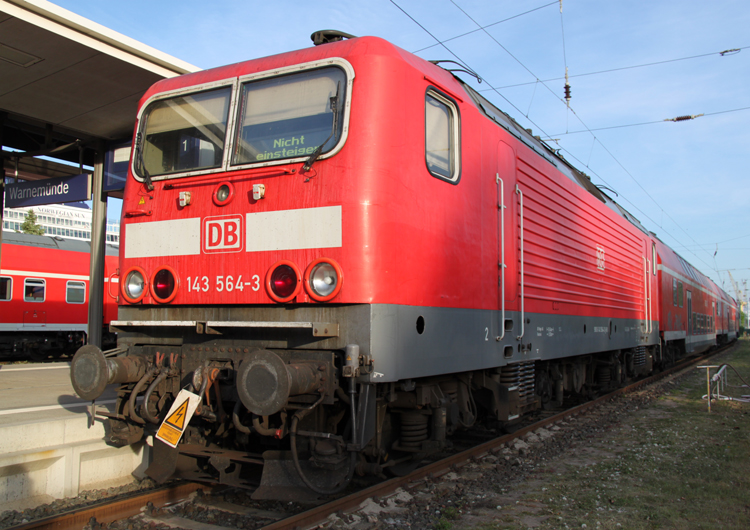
[139,86,231,177]
[232,66,346,165]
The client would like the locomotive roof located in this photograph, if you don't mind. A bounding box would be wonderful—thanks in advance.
[2,231,118,256]
[457,81,653,237]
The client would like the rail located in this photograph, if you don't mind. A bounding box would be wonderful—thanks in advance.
[9,483,206,530]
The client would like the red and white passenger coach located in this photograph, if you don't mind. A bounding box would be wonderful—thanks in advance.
[69,31,738,496]
[0,232,117,359]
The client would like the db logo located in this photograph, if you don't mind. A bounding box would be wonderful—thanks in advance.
[202,215,244,253]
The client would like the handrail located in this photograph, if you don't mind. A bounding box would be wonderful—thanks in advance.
[643,256,650,333]
[107,269,119,300]
[496,174,506,341]
[647,258,653,333]
[516,184,524,341]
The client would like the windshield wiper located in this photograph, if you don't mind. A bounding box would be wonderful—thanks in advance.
[303,82,341,172]
[134,132,154,191]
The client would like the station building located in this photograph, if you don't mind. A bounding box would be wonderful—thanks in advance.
[2,203,121,245]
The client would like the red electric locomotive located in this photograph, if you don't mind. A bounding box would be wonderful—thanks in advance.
[0,232,118,360]
[70,31,738,496]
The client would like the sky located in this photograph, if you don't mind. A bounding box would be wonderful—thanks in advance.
[49,0,750,295]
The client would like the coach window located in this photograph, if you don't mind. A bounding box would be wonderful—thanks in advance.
[66,281,86,304]
[678,281,683,308]
[0,277,11,301]
[425,90,460,182]
[138,86,232,178]
[672,278,677,306]
[24,279,45,302]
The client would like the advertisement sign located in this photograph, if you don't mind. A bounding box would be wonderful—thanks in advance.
[5,173,92,208]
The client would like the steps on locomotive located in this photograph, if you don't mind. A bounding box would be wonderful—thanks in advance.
[0,363,149,511]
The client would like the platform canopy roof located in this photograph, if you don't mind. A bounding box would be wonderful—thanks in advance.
[0,0,199,174]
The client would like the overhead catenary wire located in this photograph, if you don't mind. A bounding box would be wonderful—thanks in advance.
[482,45,749,91]
[549,106,750,136]
[390,0,721,277]
[446,0,568,114]
[675,233,750,251]
[411,1,558,54]
[551,146,720,276]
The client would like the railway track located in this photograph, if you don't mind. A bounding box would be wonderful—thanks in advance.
[7,343,734,530]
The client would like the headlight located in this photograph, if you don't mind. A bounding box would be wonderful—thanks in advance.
[310,263,337,296]
[151,266,178,303]
[213,181,234,206]
[122,267,148,303]
[265,261,302,303]
[304,258,343,301]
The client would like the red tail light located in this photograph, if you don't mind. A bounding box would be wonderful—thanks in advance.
[151,267,178,303]
[266,261,301,303]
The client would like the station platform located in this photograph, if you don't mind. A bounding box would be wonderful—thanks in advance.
[0,363,148,511]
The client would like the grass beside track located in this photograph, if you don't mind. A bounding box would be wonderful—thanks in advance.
[467,339,750,530]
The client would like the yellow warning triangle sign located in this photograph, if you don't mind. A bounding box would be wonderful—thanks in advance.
[139,196,145,205]
[164,399,189,430]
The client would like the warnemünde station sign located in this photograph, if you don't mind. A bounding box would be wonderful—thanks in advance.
[5,173,91,208]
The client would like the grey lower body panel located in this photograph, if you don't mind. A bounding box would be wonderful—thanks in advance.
[662,330,686,342]
[686,333,717,354]
[118,304,658,383]
[370,305,657,382]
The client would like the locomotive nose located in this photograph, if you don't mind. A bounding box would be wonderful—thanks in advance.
[236,350,323,416]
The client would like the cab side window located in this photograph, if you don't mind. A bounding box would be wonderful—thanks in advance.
[425,90,460,183]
